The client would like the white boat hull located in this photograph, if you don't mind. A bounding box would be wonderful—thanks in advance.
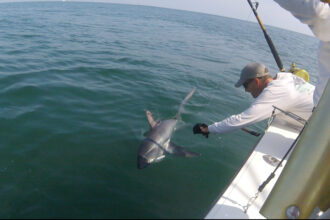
[205,116,302,219]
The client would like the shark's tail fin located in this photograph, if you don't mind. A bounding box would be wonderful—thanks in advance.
[176,88,196,120]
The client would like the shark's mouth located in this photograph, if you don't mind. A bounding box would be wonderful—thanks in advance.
[137,155,149,169]
[137,154,166,169]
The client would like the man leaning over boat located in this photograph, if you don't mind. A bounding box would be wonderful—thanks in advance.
[193,62,315,137]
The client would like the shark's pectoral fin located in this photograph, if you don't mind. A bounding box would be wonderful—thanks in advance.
[167,143,200,158]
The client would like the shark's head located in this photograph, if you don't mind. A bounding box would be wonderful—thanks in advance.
[137,139,165,169]
[137,155,150,169]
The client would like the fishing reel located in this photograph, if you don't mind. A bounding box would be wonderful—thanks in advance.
[288,62,310,82]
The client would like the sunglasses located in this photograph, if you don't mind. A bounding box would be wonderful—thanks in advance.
[243,79,254,89]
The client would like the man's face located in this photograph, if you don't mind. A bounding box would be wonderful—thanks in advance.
[244,78,261,98]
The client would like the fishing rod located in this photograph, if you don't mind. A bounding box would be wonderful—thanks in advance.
[247,0,285,72]
[242,127,260,137]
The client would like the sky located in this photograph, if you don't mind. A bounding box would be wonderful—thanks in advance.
[0,0,314,36]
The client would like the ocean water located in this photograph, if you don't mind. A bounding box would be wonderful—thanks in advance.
[0,2,319,218]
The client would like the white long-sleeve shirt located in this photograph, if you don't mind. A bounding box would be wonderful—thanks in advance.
[208,73,315,134]
[274,0,330,106]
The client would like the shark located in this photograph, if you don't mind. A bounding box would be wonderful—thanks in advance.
[137,88,200,169]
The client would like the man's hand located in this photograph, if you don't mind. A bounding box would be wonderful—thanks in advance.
[193,123,210,138]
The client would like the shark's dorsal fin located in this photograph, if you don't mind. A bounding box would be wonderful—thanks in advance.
[146,110,157,128]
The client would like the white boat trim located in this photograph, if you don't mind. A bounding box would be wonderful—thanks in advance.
[205,115,304,219]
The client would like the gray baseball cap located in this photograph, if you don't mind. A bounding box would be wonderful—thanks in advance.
[235,62,270,87]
